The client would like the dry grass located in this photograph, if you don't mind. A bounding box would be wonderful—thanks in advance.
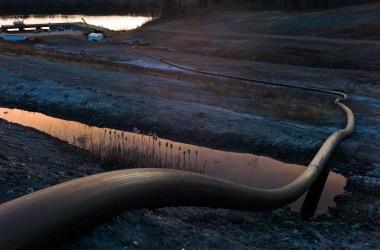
[0,40,337,125]
[195,77,336,125]
[73,128,206,173]
[255,46,365,70]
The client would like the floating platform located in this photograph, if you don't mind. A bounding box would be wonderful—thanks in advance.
[0,22,107,33]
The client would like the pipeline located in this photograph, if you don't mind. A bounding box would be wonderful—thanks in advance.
[130,46,346,97]
[0,48,354,249]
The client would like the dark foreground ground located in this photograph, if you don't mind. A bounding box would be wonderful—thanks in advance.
[0,3,380,249]
[0,119,378,249]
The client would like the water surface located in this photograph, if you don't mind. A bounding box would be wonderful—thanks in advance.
[0,15,152,31]
[0,107,346,214]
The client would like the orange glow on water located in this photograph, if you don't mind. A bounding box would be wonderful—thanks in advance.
[0,15,151,31]
[0,107,346,214]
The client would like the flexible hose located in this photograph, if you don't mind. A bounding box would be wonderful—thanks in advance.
[0,47,354,249]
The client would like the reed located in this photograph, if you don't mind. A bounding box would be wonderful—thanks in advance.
[73,128,206,174]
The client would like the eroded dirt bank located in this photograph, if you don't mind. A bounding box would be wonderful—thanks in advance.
[1,3,380,249]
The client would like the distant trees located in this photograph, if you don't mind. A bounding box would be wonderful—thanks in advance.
[0,0,378,15]
[161,0,379,17]
[226,0,379,10]
[162,0,185,18]
[0,0,161,15]
[279,0,341,9]
[198,0,224,7]
[278,0,380,10]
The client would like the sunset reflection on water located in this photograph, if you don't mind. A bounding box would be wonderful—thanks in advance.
[0,107,346,214]
[0,15,152,31]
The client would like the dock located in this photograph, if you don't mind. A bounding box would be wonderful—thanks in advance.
[0,22,107,33]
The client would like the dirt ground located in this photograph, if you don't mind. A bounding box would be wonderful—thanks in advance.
[0,3,380,249]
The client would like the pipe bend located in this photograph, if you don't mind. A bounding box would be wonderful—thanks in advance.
[0,167,321,249]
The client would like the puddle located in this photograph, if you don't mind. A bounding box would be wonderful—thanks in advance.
[0,107,346,215]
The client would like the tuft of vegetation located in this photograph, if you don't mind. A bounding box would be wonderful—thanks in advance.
[73,128,206,173]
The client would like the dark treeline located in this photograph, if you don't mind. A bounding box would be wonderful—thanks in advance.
[0,0,378,16]
[162,0,186,17]
[161,0,379,17]
[162,0,225,17]
[0,0,163,16]
[245,0,379,9]
[197,0,379,9]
